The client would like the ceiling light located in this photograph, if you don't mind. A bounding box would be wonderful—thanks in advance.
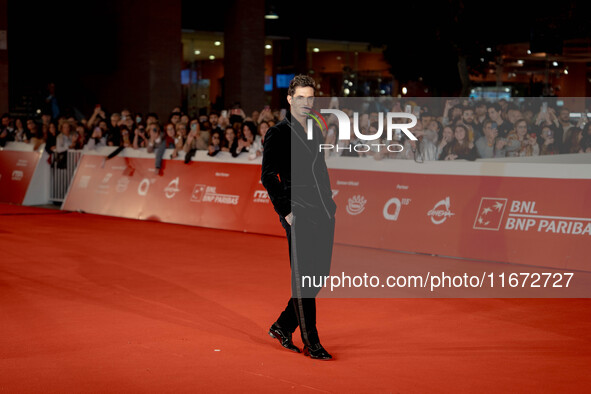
[214,41,221,46]
[194,50,201,55]
[209,55,215,60]
[564,69,569,75]
[402,87,408,95]
[265,44,272,49]
[552,61,558,67]
[265,7,279,19]
[527,49,531,54]
[313,48,320,53]
[517,60,524,65]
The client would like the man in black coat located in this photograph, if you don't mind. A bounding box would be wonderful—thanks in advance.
[261,75,337,360]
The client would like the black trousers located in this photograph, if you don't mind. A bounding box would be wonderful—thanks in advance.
[275,211,335,347]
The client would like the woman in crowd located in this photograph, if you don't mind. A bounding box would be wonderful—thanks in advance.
[45,122,58,154]
[563,126,583,154]
[233,121,257,157]
[424,119,442,144]
[439,123,479,161]
[539,125,559,155]
[248,121,269,160]
[182,120,207,157]
[132,124,148,149]
[207,130,222,157]
[56,122,77,153]
[505,119,539,157]
[221,126,238,155]
[404,129,438,162]
[171,122,188,159]
[436,125,454,159]
[580,122,591,153]
[147,123,175,172]
[71,123,86,149]
[13,118,27,142]
[88,123,108,150]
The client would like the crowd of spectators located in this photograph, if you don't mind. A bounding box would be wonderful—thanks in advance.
[324,98,591,162]
[0,104,276,172]
[1,97,590,171]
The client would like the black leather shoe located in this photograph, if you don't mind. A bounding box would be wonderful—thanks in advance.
[303,343,333,360]
[269,323,301,353]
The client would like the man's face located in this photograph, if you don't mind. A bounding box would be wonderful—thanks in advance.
[475,104,487,116]
[1,117,9,127]
[488,107,501,122]
[559,109,570,122]
[287,86,315,119]
[507,109,522,124]
[209,114,218,125]
[462,110,474,124]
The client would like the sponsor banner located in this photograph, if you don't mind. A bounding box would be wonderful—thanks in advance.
[62,154,590,271]
[330,170,591,271]
[0,151,41,204]
[62,155,283,236]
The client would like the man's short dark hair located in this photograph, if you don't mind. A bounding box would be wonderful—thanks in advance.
[288,75,316,97]
[488,103,502,112]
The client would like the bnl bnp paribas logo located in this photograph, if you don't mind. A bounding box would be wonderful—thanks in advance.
[306,109,418,153]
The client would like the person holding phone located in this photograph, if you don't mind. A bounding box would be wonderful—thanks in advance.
[261,75,337,360]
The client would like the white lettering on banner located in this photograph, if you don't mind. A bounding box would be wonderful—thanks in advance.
[428,197,455,225]
[116,177,129,193]
[138,178,153,196]
[84,164,96,169]
[336,180,359,186]
[215,172,230,177]
[190,184,239,205]
[510,200,538,214]
[16,159,28,167]
[473,197,507,231]
[253,190,269,204]
[111,166,126,171]
[102,173,112,183]
[346,195,367,215]
[11,170,23,181]
[164,177,181,199]
[474,197,591,236]
[332,190,339,198]
[78,175,91,189]
[396,184,409,190]
[383,197,411,221]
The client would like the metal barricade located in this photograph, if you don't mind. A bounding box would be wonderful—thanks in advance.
[50,150,82,202]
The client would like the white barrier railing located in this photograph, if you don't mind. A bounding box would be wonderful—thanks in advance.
[50,150,83,202]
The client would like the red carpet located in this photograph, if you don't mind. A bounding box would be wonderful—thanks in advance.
[1,203,590,392]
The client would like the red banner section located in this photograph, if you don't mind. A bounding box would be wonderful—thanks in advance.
[63,154,591,271]
[62,155,283,236]
[329,170,591,272]
[0,150,41,204]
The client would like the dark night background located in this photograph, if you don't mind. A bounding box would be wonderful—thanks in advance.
[6,0,591,114]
